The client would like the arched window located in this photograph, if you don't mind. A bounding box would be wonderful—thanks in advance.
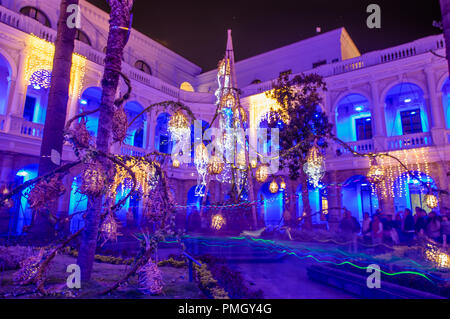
[75,29,91,46]
[335,94,372,142]
[180,81,194,92]
[251,79,261,85]
[135,60,152,75]
[20,6,51,27]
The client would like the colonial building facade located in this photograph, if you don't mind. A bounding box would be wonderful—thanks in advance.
[0,0,449,234]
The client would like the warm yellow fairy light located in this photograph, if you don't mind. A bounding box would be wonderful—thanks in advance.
[304,143,325,188]
[24,34,86,97]
[168,111,190,141]
[250,159,257,169]
[279,179,286,190]
[172,158,180,168]
[425,243,449,269]
[367,159,385,185]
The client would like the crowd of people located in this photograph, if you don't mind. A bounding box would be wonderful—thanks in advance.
[339,207,450,249]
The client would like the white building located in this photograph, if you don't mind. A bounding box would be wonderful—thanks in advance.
[0,0,448,234]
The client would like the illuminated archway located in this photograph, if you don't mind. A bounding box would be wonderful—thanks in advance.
[79,87,102,137]
[180,81,194,92]
[258,181,284,226]
[335,93,372,142]
[124,101,146,148]
[384,83,429,136]
[155,112,172,154]
[393,171,438,214]
[9,164,38,235]
[441,77,450,129]
[296,182,327,225]
[341,175,379,222]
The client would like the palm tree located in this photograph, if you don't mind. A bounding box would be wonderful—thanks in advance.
[77,0,134,282]
[31,0,79,242]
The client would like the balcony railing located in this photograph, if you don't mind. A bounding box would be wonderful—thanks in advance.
[386,132,433,151]
[333,139,374,156]
[241,34,445,97]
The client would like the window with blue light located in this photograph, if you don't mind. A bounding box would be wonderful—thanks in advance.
[355,117,372,140]
[400,109,422,134]
[23,96,36,122]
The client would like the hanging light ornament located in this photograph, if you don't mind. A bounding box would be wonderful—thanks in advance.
[367,158,385,184]
[172,158,180,168]
[211,213,226,230]
[279,179,286,191]
[255,165,270,183]
[425,193,438,209]
[168,111,190,141]
[303,143,325,188]
[208,155,224,175]
[194,143,209,196]
[250,159,257,169]
[269,179,279,193]
[100,211,120,244]
[29,69,52,89]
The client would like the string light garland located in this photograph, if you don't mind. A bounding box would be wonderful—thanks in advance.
[24,34,86,97]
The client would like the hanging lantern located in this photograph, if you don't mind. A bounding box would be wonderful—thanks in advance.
[80,162,106,196]
[425,193,438,209]
[269,179,279,193]
[303,143,325,188]
[255,165,269,183]
[250,159,257,169]
[172,158,180,168]
[279,179,286,190]
[367,158,385,184]
[208,155,224,175]
[100,212,120,244]
[211,214,226,230]
[0,185,13,209]
[168,111,190,141]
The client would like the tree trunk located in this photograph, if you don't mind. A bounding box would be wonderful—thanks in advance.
[440,0,450,74]
[77,0,133,282]
[30,0,79,242]
[299,167,312,229]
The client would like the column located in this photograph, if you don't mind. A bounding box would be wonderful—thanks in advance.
[436,161,449,210]
[425,68,446,145]
[370,81,387,151]
[6,50,28,133]
[147,109,156,152]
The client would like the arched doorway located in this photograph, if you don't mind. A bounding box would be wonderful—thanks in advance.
[186,185,210,231]
[258,181,284,226]
[79,87,102,137]
[155,112,172,154]
[124,101,146,148]
[393,172,438,214]
[342,175,379,222]
[441,77,450,129]
[9,164,38,235]
[335,94,372,142]
[384,83,429,136]
[0,52,12,115]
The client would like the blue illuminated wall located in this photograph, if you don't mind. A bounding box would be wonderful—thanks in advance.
[155,112,172,154]
[393,172,437,213]
[124,101,146,148]
[68,176,87,233]
[296,183,326,224]
[258,182,284,226]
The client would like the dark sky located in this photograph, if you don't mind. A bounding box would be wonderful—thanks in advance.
[87,0,442,72]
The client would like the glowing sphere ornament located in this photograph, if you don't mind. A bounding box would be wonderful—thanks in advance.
[279,179,286,190]
[425,193,438,209]
[269,179,279,193]
[255,165,270,183]
[208,155,224,175]
[367,159,385,184]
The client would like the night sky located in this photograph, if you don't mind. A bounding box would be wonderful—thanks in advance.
[87,0,442,72]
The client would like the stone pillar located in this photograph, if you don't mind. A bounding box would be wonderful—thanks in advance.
[147,109,156,152]
[436,161,449,210]
[327,170,342,232]
[425,68,446,145]
[7,50,28,118]
[370,81,387,151]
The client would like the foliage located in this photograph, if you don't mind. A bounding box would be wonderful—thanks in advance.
[266,72,332,180]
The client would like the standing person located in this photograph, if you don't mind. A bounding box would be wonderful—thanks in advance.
[441,215,450,248]
[371,215,384,246]
[382,214,394,244]
[362,212,372,243]
[426,211,441,242]
[402,208,415,244]
[393,212,403,243]
[415,208,427,237]
[339,210,360,252]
